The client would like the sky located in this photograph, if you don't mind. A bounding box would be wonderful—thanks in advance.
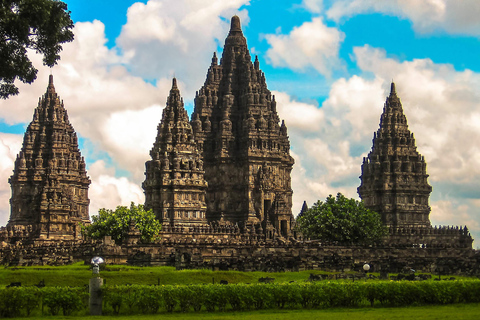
[1,0,480,246]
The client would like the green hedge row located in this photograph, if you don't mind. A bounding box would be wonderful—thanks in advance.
[0,287,88,317]
[102,281,480,314]
[1,281,480,317]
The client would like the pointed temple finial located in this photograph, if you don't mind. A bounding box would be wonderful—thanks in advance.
[212,52,218,65]
[299,201,308,216]
[172,77,178,89]
[230,15,241,32]
[390,81,396,95]
[47,74,56,95]
[254,55,259,70]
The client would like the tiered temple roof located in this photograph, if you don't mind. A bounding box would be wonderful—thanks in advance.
[191,16,294,236]
[143,78,208,226]
[8,75,90,241]
[358,83,432,228]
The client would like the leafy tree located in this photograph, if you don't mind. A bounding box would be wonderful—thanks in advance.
[0,0,74,98]
[82,203,162,245]
[296,193,387,245]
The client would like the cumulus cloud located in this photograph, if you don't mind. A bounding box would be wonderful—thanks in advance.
[88,160,145,215]
[353,45,480,184]
[117,0,250,96]
[301,0,323,13]
[0,20,169,161]
[0,134,22,226]
[0,1,251,223]
[0,20,170,212]
[265,17,345,76]
[290,149,354,214]
[326,0,480,36]
[99,105,163,181]
[280,44,480,242]
[273,91,324,132]
[275,76,384,213]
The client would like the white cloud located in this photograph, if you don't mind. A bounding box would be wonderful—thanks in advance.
[353,45,480,184]
[430,199,480,247]
[0,19,172,185]
[301,0,323,13]
[100,105,163,181]
[278,44,480,245]
[273,91,324,132]
[88,160,145,216]
[0,20,169,222]
[326,0,480,36]
[0,134,22,226]
[0,1,252,224]
[265,17,345,76]
[117,0,250,96]
[283,44,480,241]
[276,77,383,214]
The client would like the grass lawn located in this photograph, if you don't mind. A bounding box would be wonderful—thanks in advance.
[0,263,338,287]
[1,262,474,287]
[9,304,480,320]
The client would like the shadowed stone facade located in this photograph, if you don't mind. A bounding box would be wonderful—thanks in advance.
[358,83,432,229]
[143,78,208,226]
[7,75,90,242]
[191,16,295,236]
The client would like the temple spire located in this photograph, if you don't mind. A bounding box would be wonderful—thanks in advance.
[47,74,56,95]
[224,15,247,51]
[390,81,396,96]
[8,75,91,241]
[191,15,294,236]
[144,77,207,226]
[358,83,432,229]
[230,15,242,33]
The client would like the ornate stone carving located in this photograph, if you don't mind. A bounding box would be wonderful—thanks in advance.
[143,78,208,227]
[358,83,432,228]
[191,16,295,236]
[7,75,91,241]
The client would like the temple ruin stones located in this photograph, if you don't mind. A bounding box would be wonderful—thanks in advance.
[358,83,432,229]
[358,82,472,247]
[143,78,208,226]
[191,16,295,236]
[0,16,475,271]
[7,75,90,242]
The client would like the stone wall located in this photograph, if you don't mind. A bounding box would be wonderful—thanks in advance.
[1,228,478,276]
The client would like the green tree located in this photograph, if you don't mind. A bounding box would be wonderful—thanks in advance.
[296,193,387,245]
[0,0,74,98]
[82,203,162,245]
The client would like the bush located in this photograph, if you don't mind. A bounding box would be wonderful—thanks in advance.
[136,286,162,314]
[161,285,178,312]
[43,287,87,316]
[2,280,480,316]
[103,287,124,315]
[0,287,38,317]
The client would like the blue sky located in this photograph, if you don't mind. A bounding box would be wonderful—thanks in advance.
[1,0,480,245]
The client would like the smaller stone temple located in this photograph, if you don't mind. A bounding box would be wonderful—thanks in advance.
[143,78,208,226]
[358,82,432,229]
[6,75,91,242]
[358,82,472,248]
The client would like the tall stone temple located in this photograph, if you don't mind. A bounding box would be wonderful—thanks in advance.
[358,83,432,229]
[190,16,295,236]
[7,75,91,242]
[143,78,208,226]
